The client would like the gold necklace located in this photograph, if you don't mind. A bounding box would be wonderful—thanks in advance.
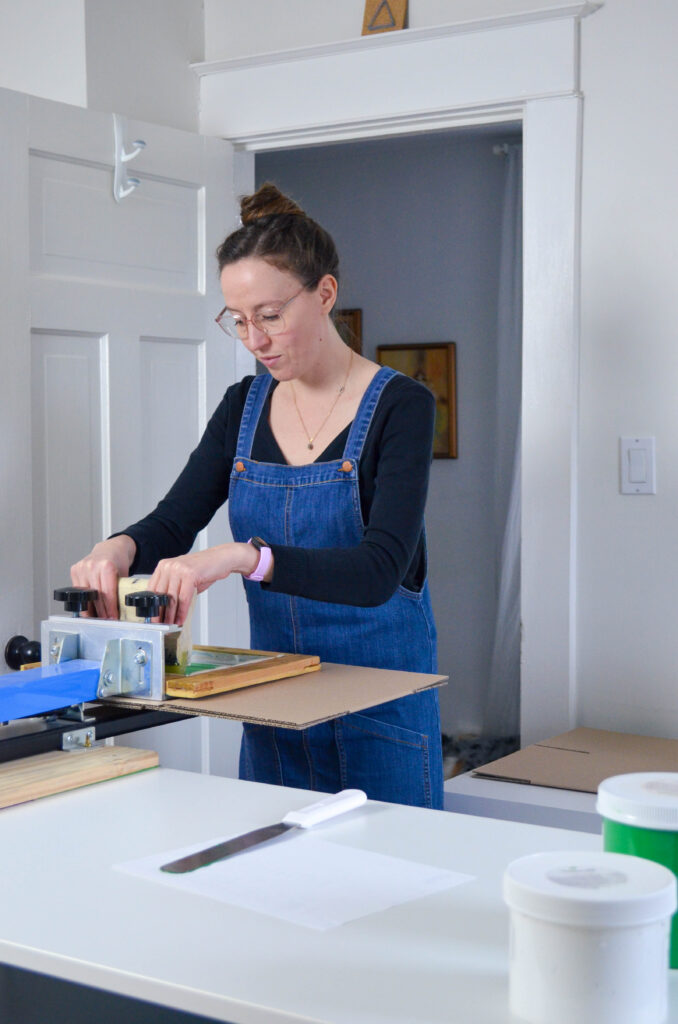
[290,349,353,450]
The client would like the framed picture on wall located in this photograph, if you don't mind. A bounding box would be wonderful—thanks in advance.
[362,0,408,35]
[377,342,457,458]
[334,308,362,354]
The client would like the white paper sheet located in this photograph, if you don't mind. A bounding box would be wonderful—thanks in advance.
[115,831,474,930]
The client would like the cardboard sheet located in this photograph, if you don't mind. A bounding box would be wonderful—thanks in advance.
[472,727,678,793]
[106,661,447,730]
[116,832,472,931]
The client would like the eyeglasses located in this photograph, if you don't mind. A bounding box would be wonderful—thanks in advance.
[215,287,305,340]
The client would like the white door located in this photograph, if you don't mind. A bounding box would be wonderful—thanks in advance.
[0,86,254,774]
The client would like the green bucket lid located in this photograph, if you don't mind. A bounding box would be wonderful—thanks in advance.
[597,773,678,831]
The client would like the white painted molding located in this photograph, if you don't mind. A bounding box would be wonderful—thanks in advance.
[197,18,581,142]
[192,2,601,76]
[228,100,528,152]
[520,94,582,744]
[227,98,528,152]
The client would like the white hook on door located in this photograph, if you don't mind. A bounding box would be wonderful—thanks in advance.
[120,140,146,163]
[113,114,146,203]
[116,176,141,201]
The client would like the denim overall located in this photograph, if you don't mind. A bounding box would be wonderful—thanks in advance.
[228,367,443,809]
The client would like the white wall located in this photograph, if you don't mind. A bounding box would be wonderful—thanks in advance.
[577,0,678,737]
[84,0,203,132]
[0,0,203,133]
[257,130,516,735]
[0,0,87,107]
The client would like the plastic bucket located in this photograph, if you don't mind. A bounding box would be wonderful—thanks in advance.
[597,772,678,968]
[503,850,676,1024]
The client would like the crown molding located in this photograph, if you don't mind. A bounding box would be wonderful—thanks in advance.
[192,2,602,77]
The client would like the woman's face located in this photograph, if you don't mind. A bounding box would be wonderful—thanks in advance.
[219,257,335,380]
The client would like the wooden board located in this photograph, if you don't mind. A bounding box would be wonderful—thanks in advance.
[164,649,320,698]
[0,746,158,810]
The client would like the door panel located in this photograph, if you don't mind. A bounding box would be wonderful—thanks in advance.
[139,336,204,512]
[27,99,245,631]
[0,89,32,650]
[30,152,201,291]
[0,87,254,775]
[31,331,106,622]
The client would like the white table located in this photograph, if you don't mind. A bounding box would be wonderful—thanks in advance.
[1,768,676,1023]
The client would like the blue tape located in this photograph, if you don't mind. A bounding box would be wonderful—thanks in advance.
[0,660,101,721]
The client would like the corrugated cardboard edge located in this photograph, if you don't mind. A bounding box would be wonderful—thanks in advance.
[103,661,447,730]
[472,727,678,794]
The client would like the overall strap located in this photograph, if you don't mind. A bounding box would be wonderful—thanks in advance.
[235,374,274,459]
[343,366,398,462]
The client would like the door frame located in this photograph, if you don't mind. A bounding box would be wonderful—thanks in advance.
[194,8,595,745]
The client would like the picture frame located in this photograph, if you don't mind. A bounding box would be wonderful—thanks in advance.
[376,342,457,458]
[334,308,363,354]
[362,0,408,35]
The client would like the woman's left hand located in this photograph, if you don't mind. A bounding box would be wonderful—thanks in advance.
[148,543,261,626]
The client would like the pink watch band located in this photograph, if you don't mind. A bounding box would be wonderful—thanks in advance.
[245,537,272,582]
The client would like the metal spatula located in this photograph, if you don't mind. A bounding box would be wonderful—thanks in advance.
[160,788,367,874]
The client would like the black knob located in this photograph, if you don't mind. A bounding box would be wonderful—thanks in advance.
[54,587,98,615]
[124,590,169,620]
[5,635,42,670]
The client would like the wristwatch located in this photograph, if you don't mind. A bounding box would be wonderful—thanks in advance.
[245,536,273,582]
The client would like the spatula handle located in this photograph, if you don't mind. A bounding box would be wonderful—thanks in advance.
[282,788,367,829]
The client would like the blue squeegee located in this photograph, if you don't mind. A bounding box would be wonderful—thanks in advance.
[0,660,100,721]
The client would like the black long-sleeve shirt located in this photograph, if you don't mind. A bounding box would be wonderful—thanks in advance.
[122,372,435,607]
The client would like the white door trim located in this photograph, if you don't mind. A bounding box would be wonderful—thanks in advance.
[194,8,596,745]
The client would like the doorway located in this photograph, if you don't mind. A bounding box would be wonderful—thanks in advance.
[256,124,523,765]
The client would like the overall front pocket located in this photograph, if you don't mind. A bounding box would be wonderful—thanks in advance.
[335,712,432,808]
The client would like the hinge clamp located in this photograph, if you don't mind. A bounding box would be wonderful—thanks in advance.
[62,726,96,750]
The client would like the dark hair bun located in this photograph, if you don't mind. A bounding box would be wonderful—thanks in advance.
[218,181,339,287]
[240,182,305,225]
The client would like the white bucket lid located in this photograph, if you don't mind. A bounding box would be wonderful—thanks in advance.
[597,772,678,831]
[503,851,676,927]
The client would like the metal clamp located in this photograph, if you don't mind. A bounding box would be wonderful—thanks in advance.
[59,703,96,725]
[41,616,172,702]
[47,631,79,665]
[98,638,153,699]
[62,726,96,750]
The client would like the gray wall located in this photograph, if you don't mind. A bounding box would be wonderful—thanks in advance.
[258,130,518,735]
[84,0,204,132]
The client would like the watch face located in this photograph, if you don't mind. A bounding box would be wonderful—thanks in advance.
[250,536,266,551]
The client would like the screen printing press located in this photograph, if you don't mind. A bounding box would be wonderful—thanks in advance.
[0,586,199,767]
[0,586,447,801]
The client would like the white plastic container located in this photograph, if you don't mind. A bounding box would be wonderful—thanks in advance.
[503,850,676,1024]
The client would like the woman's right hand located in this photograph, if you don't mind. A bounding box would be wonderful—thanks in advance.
[70,535,137,620]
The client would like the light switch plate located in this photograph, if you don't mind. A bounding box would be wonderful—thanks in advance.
[620,437,656,494]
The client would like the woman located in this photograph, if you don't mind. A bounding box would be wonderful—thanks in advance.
[72,183,443,808]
